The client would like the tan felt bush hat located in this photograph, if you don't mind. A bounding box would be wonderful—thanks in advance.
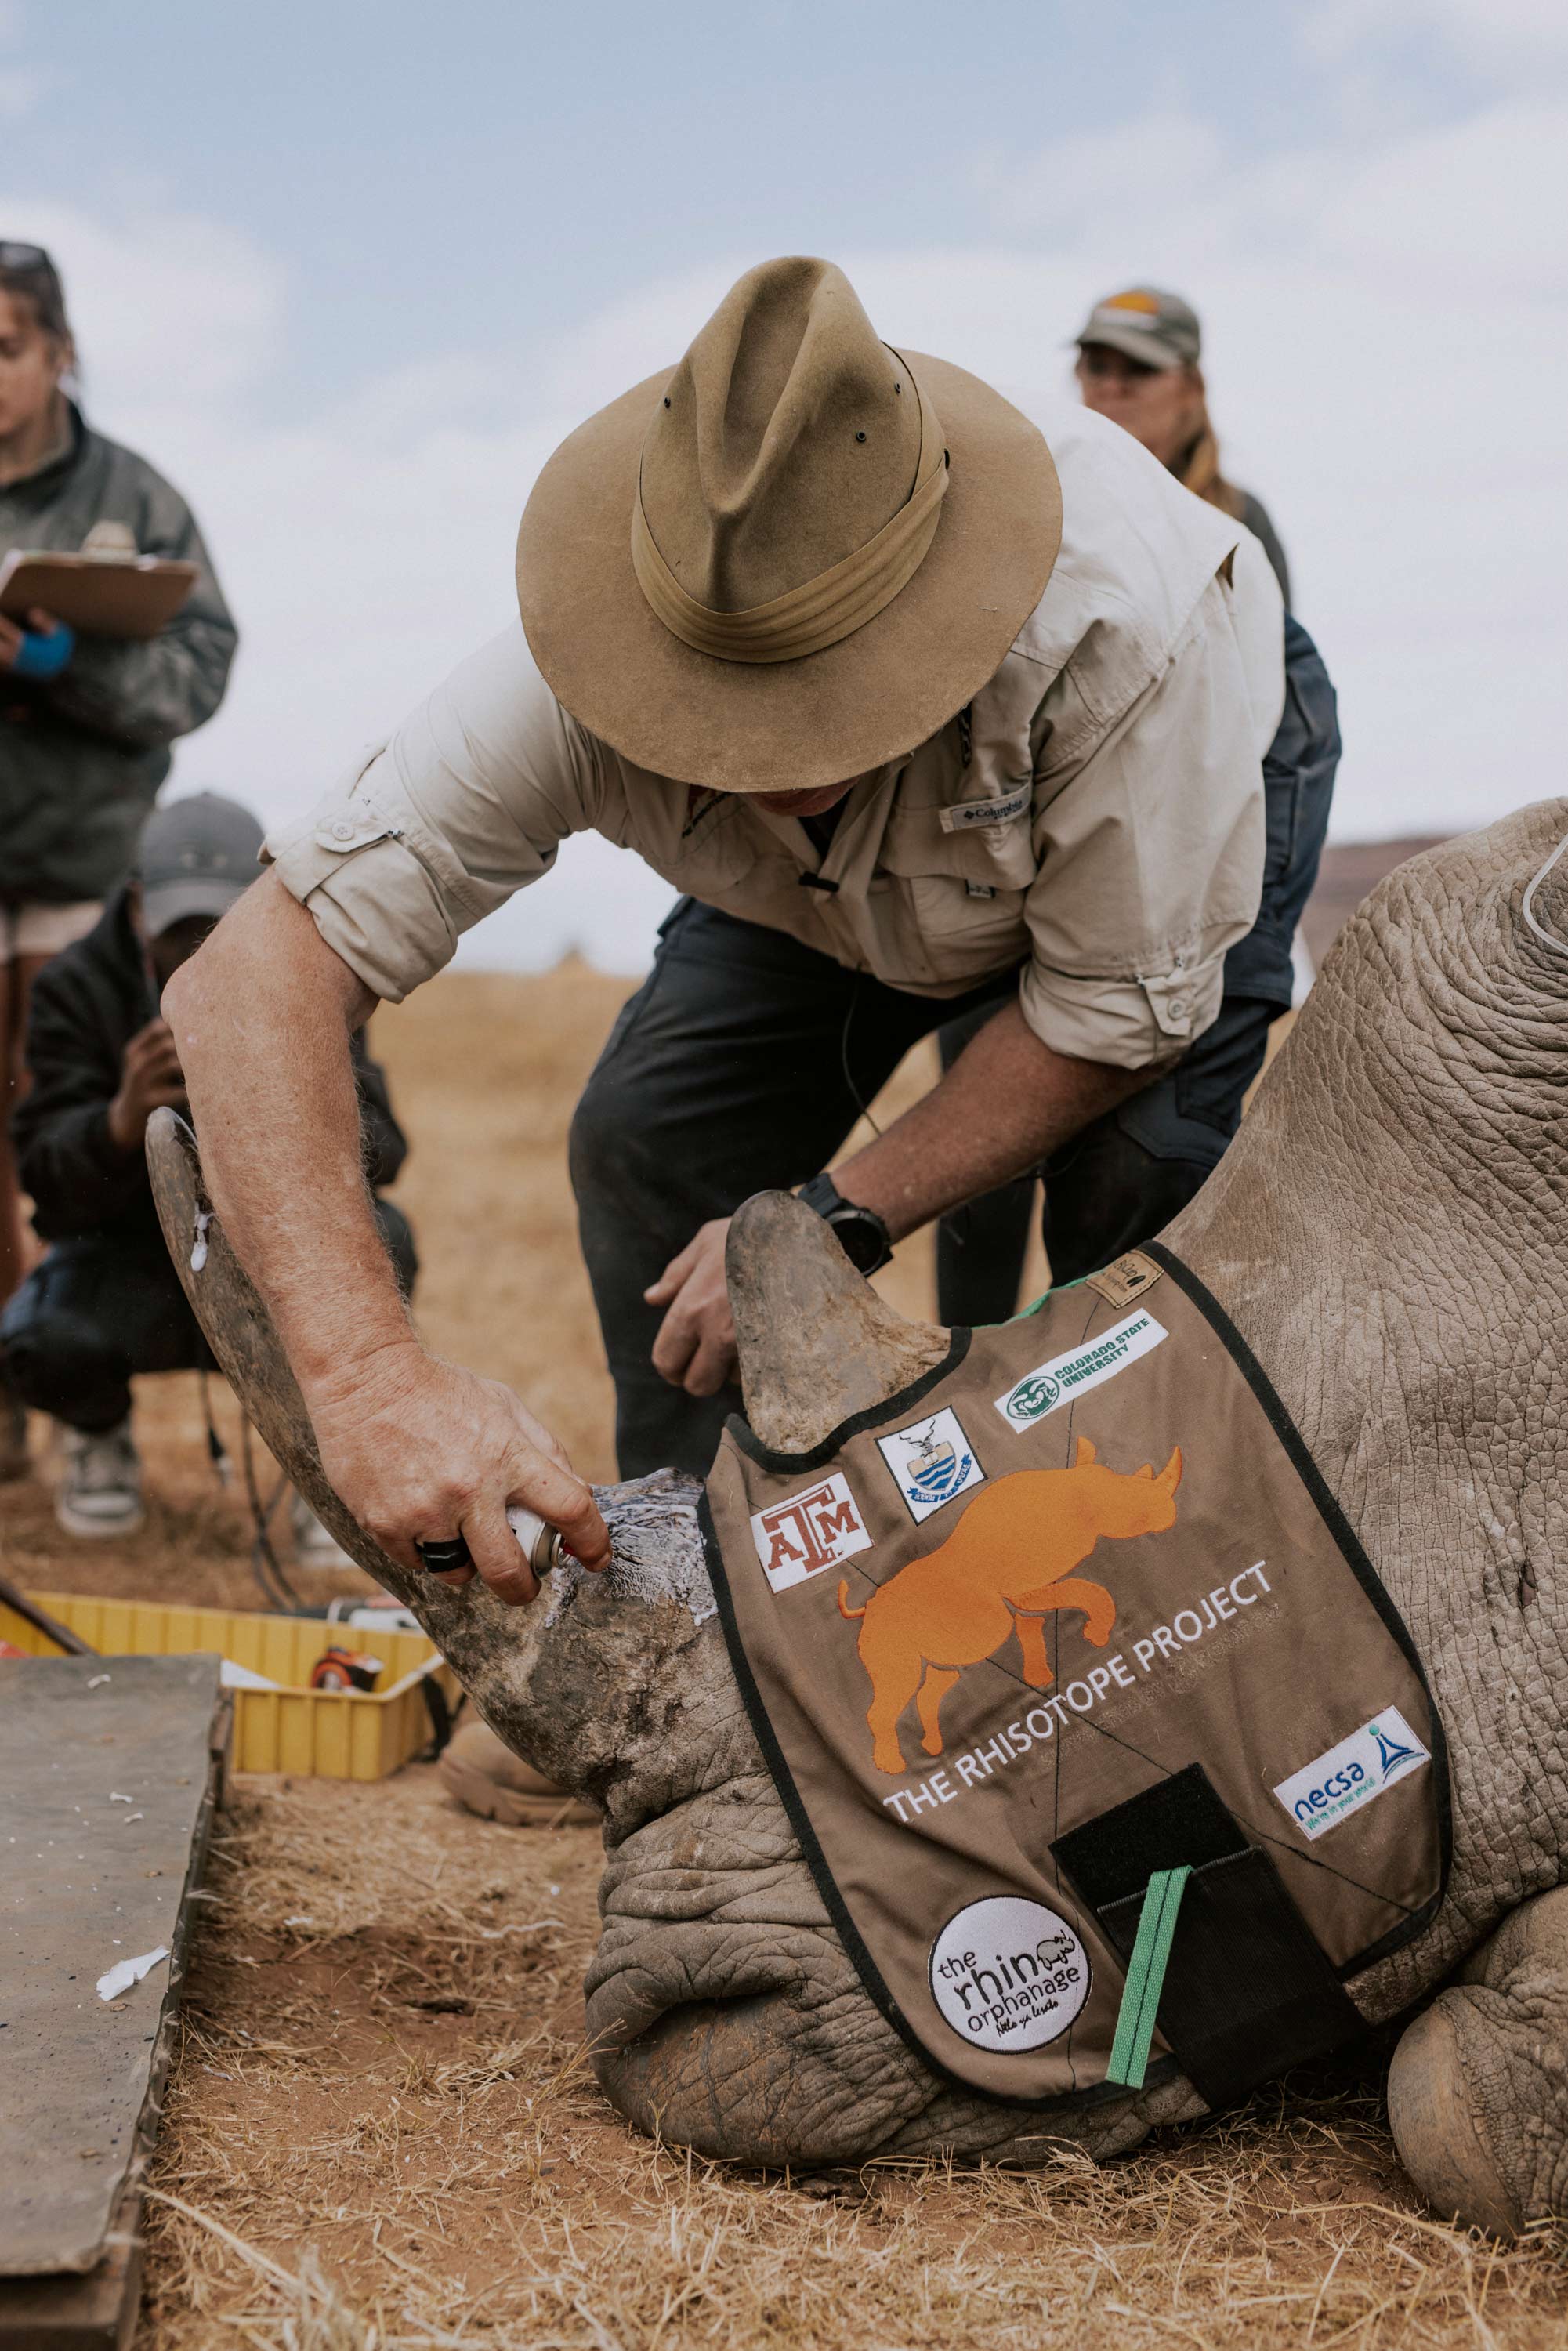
[516,255,1063,792]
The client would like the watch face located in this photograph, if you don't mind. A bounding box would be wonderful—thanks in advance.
[832,1208,886,1274]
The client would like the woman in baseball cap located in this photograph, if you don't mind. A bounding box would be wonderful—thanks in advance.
[1073,286,1290,605]
[934,284,1314,1331]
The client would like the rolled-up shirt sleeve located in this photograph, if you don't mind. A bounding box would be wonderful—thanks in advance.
[265,625,599,1002]
[1018,569,1276,1070]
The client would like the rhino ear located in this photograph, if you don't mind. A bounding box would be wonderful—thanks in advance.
[727,1191,948,1454]
[1074,1434,1098,1468]
[1155,1445,1184,1494]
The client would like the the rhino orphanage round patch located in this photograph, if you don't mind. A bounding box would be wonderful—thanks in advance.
[929,1896,1091,2052]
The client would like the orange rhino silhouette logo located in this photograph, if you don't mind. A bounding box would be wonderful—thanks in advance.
[838,1435,1182,1774]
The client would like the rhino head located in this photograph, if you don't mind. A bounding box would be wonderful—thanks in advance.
[148,800,1568,2222]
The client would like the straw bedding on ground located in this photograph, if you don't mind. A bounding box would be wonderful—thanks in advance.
[8,965,1566,2346]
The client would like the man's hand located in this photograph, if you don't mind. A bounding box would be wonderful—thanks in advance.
[0,605,68,673]
[646,1216,736,1394]
[107,1016,186,1153]
[306,1342,611,1606]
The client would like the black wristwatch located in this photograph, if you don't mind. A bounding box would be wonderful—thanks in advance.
[796,1173,894,1277]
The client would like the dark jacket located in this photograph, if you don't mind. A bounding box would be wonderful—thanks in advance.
[13,889,407,1248]
[1238,489,1291,611]
[0,409,238,906]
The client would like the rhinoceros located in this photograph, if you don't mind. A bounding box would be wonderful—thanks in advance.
[147,801,1568,2236]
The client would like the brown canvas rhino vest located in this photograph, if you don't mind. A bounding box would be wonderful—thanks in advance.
[702,1247,1449,2114]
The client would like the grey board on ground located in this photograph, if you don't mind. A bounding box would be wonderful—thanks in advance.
[0,1653,229,2285]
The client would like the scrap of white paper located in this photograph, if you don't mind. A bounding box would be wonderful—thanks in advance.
[97,1946,169,2002]
[219,1659,281,1691]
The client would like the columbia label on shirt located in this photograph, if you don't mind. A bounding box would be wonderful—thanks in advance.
[938,784,1032,835]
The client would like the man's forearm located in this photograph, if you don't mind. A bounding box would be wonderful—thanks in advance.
[162,872,411,1403]
[835,1001,1148,1238]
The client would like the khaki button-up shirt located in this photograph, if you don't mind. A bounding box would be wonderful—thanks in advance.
[268,401,1284,1070]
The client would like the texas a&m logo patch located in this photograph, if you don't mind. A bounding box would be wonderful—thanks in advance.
[751,1473,874,1595]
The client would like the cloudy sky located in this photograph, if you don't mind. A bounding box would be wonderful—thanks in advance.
[4,0,1564,971]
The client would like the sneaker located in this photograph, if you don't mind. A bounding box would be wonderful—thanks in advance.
[55,1418,144,1538]
[290,1490,357,1571]
[0,1381,27,1483]
[437,1719,599,1828]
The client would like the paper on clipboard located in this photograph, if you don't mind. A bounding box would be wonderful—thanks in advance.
[0,549,197,639]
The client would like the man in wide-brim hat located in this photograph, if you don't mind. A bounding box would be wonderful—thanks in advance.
[168,255,1336,1603]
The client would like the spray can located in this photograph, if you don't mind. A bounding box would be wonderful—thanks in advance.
[505,1505,569,1578]
[415,1510,567,1578]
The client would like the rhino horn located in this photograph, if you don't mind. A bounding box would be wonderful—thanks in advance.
[1155,1444,1183,1494]
[1133,1462,1153,1480]
[144,1107,404,1585]
[727,1191,949,1454]
[1074,1434,1099,1467]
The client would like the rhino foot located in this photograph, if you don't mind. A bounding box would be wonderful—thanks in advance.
[1389,1886,1568,2233]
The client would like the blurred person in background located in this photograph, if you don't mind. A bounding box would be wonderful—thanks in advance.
[0,795,415,1545]
[1072,287,1290,602]
[0,241,237,1477]
[934,283,1315,1328]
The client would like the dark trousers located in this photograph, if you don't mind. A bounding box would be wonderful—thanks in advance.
[0,1199,417,1434]
[570,908,1280,1481]
[936,610,1339,1324]
[570,617,1338,1483]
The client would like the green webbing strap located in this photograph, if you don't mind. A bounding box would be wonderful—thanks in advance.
[1105,1865,1192,2090]
[1008,1273,1091,1324]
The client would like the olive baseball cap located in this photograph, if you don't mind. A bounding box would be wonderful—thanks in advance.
[136,792,264,935]
[1074,287,1201,371]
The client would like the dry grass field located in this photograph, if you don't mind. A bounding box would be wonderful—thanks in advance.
[5,967,1566,2349]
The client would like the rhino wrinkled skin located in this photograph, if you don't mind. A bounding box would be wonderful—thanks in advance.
[148,804,1568,2230]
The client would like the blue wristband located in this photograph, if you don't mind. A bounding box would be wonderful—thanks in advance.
[11,621,76,679]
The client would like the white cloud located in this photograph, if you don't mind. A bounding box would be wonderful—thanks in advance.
[8,90,1566,979]
[0,199,284,400]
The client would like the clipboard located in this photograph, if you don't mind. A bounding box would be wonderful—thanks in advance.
[0,549,197,639]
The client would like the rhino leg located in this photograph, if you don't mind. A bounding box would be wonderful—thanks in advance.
[1388,1886,1568,2233]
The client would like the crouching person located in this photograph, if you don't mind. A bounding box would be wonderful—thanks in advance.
[0,792,417,1541]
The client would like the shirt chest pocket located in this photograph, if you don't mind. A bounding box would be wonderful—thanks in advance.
[877,795,1038,980]
[633,793,779,899]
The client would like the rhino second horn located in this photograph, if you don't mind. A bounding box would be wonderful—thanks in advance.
[727,1191,949,1454]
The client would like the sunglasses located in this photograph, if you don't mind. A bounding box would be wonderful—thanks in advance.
[0,241,56,274]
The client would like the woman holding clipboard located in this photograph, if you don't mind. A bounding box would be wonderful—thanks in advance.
[0,242,237,1476]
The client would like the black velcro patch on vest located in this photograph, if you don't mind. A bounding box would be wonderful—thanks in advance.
[1052,1762,1244,1899]
[1053,1766,1365,2110]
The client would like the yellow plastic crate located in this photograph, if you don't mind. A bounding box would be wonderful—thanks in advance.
[0,1589,461,1780]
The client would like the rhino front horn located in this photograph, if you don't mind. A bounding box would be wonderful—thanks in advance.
[1156,1445,1183,1494]
[726,1191,948,1455]
[143,1107,400,1584]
